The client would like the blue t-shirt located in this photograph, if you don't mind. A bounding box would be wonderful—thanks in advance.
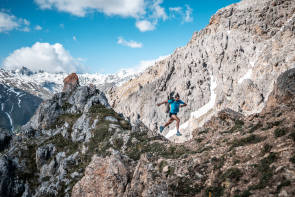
[168,99,185,113]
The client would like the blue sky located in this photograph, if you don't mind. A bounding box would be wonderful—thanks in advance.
[0,0,240,74]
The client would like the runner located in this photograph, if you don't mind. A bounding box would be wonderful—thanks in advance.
[157,93,187,136]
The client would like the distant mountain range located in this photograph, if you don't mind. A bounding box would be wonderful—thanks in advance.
[0,66,143,131]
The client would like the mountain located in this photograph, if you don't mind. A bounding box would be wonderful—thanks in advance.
[108,0,295,143]
[0,83,42,131]
[0,66,145,131]
[0,61,294,197]
[1,66,146,98]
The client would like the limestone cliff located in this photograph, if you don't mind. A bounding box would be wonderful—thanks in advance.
[108,0,295,142]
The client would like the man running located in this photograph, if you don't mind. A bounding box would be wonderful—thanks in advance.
[157,93,187,136]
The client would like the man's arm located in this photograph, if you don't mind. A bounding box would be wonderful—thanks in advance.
[180,100,187,108]
[180,103,187,107]
[157,100,168,106]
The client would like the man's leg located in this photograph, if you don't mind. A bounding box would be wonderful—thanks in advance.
[171,115,180,130]
[160,118,174,133]
[164,118,174,127]
[171,115,181,135]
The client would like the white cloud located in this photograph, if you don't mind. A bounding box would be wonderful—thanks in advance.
[3,42,84,73]
[73,35,77,41]
[118,55,169,75]
[23,19,30,26]
[0,12,19,32]
[117,37,142,48]
[35,25,42,30]
[0,12,31,33]
[184,5,193,23]
[21,27,30,32]
[151,0,167,21]
[34,0,145,17]
[135,20,155,32]
[169,7,182,12]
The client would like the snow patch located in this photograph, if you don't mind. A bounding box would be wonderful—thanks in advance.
[5,112,13,131]
[238,69,253,84]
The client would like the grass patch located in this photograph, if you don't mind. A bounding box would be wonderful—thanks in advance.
[262,120,283,130]
[248,122,262,133]
[222,168,243,182]
[169,177,202,196]
[113,138,124,149]
[230,119,244,132]
[198,128,209,135]
[196,146,213,153]
[212,156,225,170]
[261,143,272,155]
[51,113,82,130]
[248,152,278,190]
[276,177,291,193]
[289,154,295,164]
[125,132,194,160]
[234,190,251,197]
[230,134,264,150]
[195,138,204,143]
[274,128,287,138]
[289,130,295,142]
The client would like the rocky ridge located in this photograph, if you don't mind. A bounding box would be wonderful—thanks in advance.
[0,68,294,197]
[108,0,295,143]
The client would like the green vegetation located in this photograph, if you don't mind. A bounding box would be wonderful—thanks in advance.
[221,119,245,134]
[61,102,73,111]
[248,152,278,190]
[198,128,209,135]
[234,190,251,197]
[274,128,287,138]
[222,168,243,182]
[289,154,295,164]
[248,122,262,133]
[212,156,225,170]
[51,113,82,130]
[231,119,244,132]
[125,132,194,160]
[169,177,202,196]
[260,143,272,155]
[262,120,283,130]
[289,130,295,142]
[276,177,291,193]
[230,134,265,150]
[89,103,131,129]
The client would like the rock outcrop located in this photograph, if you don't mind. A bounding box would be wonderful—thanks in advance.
[63,73,80,92]
[108,0,295,142]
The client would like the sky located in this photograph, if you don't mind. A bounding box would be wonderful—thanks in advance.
[0,0,240,74]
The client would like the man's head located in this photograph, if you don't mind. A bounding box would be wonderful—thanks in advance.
[175,93,180,101]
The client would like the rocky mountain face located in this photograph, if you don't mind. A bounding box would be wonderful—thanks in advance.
[108,0,295,142]
[0,83,42,131]
[1,60,294,197]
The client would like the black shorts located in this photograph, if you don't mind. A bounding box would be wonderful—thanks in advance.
[169,112,178,118]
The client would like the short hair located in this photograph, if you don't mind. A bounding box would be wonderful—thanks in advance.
[175,93,180,98]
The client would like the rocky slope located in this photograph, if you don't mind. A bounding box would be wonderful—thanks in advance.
[108,0,295,143]
[0,67,294,197]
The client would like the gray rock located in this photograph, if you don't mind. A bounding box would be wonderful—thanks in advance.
[36,143,56,168]
[0,128,12,152]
